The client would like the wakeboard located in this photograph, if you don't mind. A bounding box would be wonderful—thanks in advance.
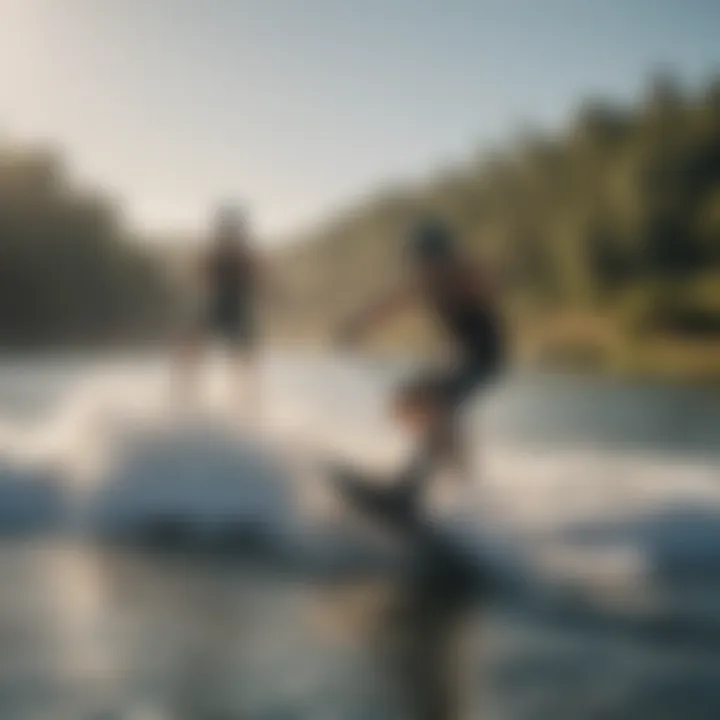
[327,461,421,534]
[326,461,489,596]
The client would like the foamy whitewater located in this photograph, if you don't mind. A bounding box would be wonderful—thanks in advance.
[1,353,719,610]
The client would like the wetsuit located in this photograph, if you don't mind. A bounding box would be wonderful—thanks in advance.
[204,248,257,348]
[401,284,504,411]
[392,282,505,498]
[331,270,505,525]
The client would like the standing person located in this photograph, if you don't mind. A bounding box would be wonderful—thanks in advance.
[176,203,264,412]
[335,216,506,519]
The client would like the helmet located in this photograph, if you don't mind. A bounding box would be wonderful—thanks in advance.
[405,216,455,264]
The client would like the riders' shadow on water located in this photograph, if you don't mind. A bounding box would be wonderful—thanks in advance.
[355,498,720,720]
[362,530,491,720]
[284,499,720,720]
[92,501,720,719]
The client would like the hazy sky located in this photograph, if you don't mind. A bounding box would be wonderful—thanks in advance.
[1,0,718,240]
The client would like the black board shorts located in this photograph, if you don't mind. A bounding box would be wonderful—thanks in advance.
[398,349,502,414]
[204,299,256,349]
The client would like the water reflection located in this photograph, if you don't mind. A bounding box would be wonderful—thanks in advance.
[0,543,370,717]
[3,532,720,718]
[0,539,489,719]
[2,360,720,718]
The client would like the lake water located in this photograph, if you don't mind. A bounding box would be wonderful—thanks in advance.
[0,353,719,719]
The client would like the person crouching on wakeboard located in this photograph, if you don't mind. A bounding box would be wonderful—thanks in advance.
[335,216,506,519]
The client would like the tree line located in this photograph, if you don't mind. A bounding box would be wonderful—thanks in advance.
[0,143,178,348]
[3,74,719,380]
[276,75,720,380]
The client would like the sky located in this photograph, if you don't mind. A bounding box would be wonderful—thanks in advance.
[0,0,718,242]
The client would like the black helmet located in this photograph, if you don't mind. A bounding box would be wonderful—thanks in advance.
[406,216,455,264]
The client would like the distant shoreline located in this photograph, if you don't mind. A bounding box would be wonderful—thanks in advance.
[1,342,718,391]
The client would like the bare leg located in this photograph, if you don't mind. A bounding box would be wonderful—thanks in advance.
[434,413,470,484]
[231,347,261,421]
[395,397,464,484]
[173,331,205,408]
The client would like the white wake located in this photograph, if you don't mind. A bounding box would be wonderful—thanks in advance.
[0,357,719,613]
